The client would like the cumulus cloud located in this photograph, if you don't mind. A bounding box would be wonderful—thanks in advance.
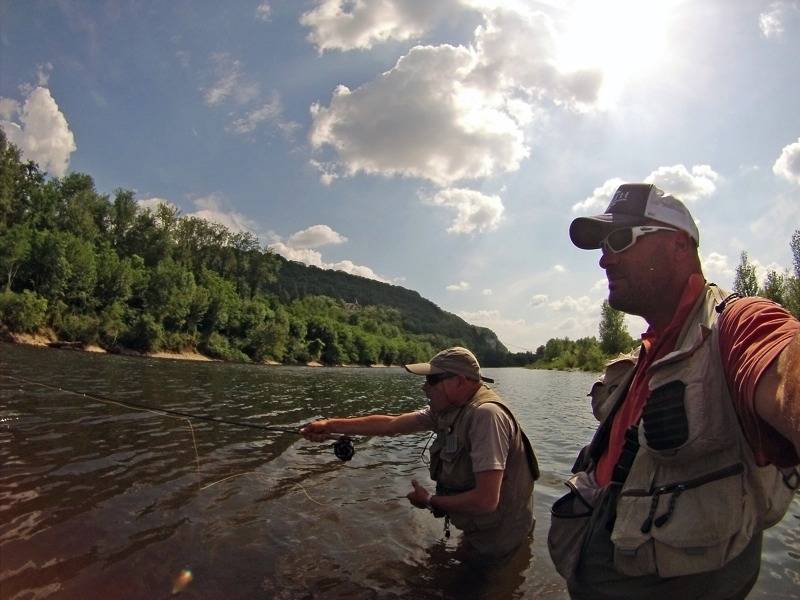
[269,225,390,282]
[138,197,178,213]
[759,1,798,39]
[309,6,603,187]
[446,281,471,291]
[300,0,465,52]
[458,309,525,329]
[427,188,504,234]
[287,224,348,248]
[574,165,718,215]
[187,194,259,233]
[0,86,76,177]
[203,53,260,106]
[529,294,548,307]
[572,177,625,213]
[644,164,719,202]
[256,1,272,21]
[548,295,597,314]
[701,251,734,283]
[773,137,800,184]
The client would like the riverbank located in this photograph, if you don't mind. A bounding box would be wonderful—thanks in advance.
[1,332,400,368]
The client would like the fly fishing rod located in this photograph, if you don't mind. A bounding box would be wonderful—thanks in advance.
[1,373,355,461]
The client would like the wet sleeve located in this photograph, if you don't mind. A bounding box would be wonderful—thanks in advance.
[467,404,514,472]
[718,297,800,466]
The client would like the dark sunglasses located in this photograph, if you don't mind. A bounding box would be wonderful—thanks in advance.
[601,225,678,253]
[425,373,457,386]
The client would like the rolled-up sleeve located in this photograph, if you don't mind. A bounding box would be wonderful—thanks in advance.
[718,297,800,466]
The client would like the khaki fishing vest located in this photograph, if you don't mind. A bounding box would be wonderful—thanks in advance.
[601,284,798,578]
[428,385,539,556]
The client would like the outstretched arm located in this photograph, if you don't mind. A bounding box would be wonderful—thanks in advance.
[300,412,429,441]
[755,331,800,459]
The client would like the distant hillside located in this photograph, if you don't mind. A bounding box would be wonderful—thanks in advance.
[267,257,510,366]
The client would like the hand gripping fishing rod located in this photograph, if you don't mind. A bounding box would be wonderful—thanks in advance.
[2,374,355,461]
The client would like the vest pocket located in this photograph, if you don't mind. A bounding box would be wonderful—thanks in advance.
[548,472,600,579]
[612,463,748,577]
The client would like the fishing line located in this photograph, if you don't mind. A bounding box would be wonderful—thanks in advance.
[1,373,356,462]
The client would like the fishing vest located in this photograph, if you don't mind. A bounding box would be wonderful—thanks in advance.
[594,284,798,578]
[428,385,539,556]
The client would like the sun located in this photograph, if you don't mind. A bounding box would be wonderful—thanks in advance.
[555,0,679,105]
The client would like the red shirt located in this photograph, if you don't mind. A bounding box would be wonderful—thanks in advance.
[718,296,800,467]
[595,276,799,486]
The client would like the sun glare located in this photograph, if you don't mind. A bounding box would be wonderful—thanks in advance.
[556,0,676,105]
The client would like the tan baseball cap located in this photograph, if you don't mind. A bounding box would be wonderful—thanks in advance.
[404,346,494,383]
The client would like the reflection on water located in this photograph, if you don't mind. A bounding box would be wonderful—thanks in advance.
[1,343,798,599]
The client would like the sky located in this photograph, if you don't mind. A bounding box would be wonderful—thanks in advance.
[2,0,800,352]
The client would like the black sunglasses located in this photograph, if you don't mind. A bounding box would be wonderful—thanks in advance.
[425,373,457,386]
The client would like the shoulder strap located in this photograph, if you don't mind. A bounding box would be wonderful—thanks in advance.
[476,400,540,481]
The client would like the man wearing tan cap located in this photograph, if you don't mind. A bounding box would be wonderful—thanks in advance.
[301,346,539,561]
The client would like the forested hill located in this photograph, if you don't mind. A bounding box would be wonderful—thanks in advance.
[267,258,509,365]
[0,130,511,367]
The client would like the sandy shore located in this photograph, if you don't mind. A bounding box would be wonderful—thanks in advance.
[4,333,399,368]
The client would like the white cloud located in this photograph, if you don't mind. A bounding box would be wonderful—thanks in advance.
[548,295,598,314]
[529,293,548,307]
[759,1,798,39]
[287,224,348,248]
[572,177,625,214]
[644,164,719,203]
[772,137,800,184]
[0,86,76,177]
[269,225,390,283]
[482,288,493,296]
[458,309,525,330]
[309,6,603,187]
[573,165,718,216]
[187,194,259,233]
[310,44,528,187]
[701,251,734,284]
[0,98,20,120]
[256,1,272,21]
[427,188,504,234]
[138,197,178,213]
[203,53,260,106]
[446,281,471,291]
[553,264,566,273]
[591,278,607,293]
[269,242,325,266]
[299,0,465,52]
[327,259,389,281]
[227,92,301,138]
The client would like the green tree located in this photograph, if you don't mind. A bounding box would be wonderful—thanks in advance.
[733,251,759,296]
[760,270,785,305]
[599,300,634,356]
[0,224,32,291]
[785,230,800,318]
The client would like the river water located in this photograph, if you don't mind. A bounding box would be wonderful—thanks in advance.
[0,343,798,599]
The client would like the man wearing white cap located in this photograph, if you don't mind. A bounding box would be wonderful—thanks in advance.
[301,346,539,561]
[549,183,800,599]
